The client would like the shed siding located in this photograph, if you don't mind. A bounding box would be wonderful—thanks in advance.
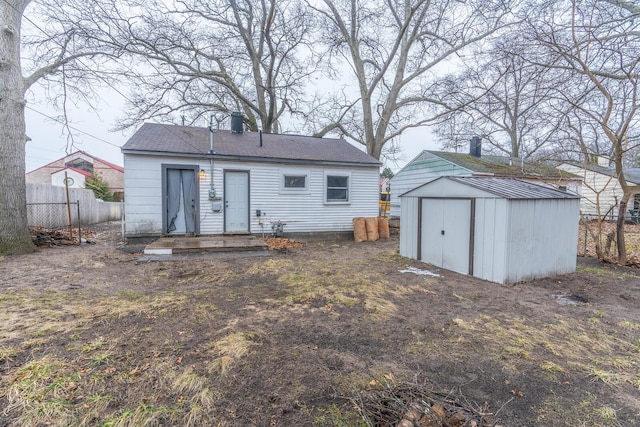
[472,198,508,283]
[399,197,419,259]
[389,153,469,216]
[505,199,580,283]
[400,177,580,284]
[124,154,378,236]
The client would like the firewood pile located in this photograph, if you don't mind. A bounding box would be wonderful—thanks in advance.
[259,237,304,251]
[352,378,499,427]
[29,227,95,247]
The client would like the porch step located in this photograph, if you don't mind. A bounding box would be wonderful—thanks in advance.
[143,236,268,255]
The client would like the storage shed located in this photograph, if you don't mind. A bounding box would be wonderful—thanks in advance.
[399,176,580,284]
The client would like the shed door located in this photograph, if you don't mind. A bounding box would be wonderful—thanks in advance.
[421,198,472,274]
[224,171,250,233]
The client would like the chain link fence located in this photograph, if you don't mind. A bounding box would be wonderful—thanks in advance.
[27,202,82,244]
[578,218,640,265]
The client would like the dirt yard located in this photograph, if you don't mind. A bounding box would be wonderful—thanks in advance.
[1,222,639,427]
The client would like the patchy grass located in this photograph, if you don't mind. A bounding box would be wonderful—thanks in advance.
[312,403,368,427]
[576,264,637,279]
[255,256,410,319]
[207,330,262,376]
[101,403,177,427]
[537,391,622,427]
[0,346,19,363]
[412,314,640,390]
[2,228,640,426]
[2,356,77,427]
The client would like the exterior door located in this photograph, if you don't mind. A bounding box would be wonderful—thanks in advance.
[164,166,198,235]
[421,198,472,274]
[224,171,250,233]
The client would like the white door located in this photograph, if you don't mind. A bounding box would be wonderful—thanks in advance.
[224,171,249,233]
[421,198,472,274]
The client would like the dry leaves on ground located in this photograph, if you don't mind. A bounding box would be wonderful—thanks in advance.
[259,237,304,251]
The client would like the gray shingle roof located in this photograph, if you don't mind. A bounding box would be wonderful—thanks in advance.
[121,123,380,166]
[449,176,580,199]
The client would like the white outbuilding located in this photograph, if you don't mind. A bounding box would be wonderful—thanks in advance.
[399,176,580,284]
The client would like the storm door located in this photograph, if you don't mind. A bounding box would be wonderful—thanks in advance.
[163,165,199,235]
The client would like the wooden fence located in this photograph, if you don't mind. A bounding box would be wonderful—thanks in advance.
[26,183,121,228]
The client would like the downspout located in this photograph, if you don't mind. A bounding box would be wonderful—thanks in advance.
[208,115,216,199]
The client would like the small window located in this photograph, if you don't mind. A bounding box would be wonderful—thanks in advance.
[284,175,306,188]
[279,169,310,193]
[326,174,349,202]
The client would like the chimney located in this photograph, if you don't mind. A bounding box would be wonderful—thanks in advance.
[230,112,244,134]
[469,136,481,157]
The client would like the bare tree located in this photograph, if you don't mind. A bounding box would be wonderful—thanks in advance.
[47,0,317,133]
[532,0,640,264]
[0,0,34,254]
[433,34,568,159]
[0,0,115,255]
[308,0,514,160]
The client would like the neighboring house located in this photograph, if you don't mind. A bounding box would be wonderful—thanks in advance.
[389,140,580,217]
[26,151,125,200]
[380,178,390,191]
[120,122,381,238]
[558,158,640,220]
[399,176,580,284]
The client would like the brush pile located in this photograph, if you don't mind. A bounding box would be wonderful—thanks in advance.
[29,227,96,247]
[259,237,304,251]
[352,378,500,427]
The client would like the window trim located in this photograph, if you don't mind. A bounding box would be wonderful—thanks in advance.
[279,169,310,194]
[324,171,351,204]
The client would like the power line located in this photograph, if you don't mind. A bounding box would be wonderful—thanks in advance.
[26,105,122,148]
[9,0,210,156]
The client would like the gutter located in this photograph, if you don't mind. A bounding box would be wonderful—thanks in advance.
[120,149,382,168]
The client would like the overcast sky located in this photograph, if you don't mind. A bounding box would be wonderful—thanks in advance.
[21,1,443,175]
[24,83,440,174]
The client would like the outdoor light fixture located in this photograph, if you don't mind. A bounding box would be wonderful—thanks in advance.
[199,169,206,179]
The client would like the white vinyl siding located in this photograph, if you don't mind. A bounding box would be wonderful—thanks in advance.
[390,151,471,217]
[557,163,622,219]
[123,154,379,236]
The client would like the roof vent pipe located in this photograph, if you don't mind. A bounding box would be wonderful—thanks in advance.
[259,129,263,147]
[470,136,481,158]
[231,112,244,134]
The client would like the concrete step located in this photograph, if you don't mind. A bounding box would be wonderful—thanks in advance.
[143,236,268,255]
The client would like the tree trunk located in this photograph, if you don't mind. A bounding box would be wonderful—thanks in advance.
[0,1,36,255]
[616,198,628,265]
